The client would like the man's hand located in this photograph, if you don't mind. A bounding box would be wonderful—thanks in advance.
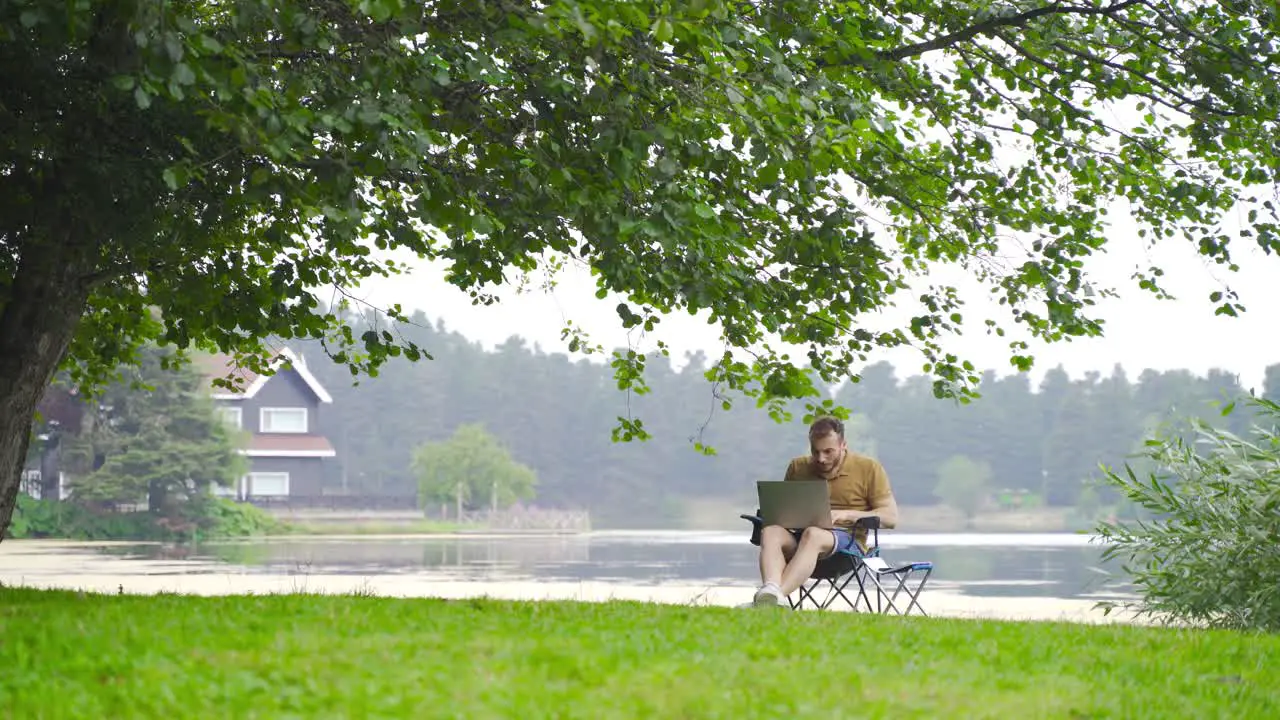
[832,498,898,530]
[831,509,876,525]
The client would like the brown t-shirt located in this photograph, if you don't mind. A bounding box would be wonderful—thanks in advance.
[784,452,894,551]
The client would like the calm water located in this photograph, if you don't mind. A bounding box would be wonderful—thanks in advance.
[96,531,1133,602]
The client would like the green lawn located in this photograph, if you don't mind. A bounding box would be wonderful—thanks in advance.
[1,586,1276,719]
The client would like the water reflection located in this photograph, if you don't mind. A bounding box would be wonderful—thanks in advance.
[98,532,1132,601]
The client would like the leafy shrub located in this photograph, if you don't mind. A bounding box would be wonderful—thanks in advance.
[201,498,287,538]
[1095,396,1280,632]
[4,494,286,542]
[5,494,159,540]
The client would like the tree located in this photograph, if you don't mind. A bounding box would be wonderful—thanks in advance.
[975,372,1042,496]
[933,454,993,526]
[5,1,1280,539]
[1262,364,1280,405]
[1042,376,1099,506]
[412,423,538,519]
[1096,397,1280,632]
[61,345,246,530]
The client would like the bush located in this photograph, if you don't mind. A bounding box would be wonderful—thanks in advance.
[4,494,287,542]
[201,498,288,538]
[5,494,160,540]
[1095,396,1280,632]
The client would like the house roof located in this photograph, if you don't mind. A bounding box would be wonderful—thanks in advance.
[241,433,337,458]
[196,347,334,404]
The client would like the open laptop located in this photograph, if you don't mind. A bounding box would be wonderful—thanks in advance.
[757,480,832,529]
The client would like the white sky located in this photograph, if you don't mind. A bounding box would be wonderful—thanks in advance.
[350,213,1280,393]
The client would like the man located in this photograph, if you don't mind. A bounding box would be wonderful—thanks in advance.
[752,415,898,607]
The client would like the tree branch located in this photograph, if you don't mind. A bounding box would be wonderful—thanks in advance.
[1047,39,1243,116]
[823,0,1149,67]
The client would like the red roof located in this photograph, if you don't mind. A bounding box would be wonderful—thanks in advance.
[192,348,333,403]
[192,353,260,394]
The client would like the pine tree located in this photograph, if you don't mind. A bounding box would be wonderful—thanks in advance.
[68,345,246,533]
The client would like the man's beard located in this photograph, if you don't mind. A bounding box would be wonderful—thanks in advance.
[815,450,845,477]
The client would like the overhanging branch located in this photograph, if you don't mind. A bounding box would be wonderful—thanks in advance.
[823,0,1149,67]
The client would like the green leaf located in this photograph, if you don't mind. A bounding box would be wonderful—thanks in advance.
[173,63,196,86]
[162,167,181,191]
[652,18,674,44]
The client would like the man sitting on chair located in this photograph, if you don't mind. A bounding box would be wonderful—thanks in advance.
[753,416,899,607]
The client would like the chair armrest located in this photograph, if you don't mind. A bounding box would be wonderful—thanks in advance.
[741,513,877,548]
[852,515,882,555]
[740,511,763,546]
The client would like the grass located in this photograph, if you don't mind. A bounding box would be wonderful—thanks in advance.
[1,586,1277,719]
[277,519,468,536]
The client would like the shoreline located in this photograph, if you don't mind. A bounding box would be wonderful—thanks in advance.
[0,537,1144,627]
[3,528,1110,545]
[0,573,1149,626]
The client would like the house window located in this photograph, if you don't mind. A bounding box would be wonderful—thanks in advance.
[217,406,242,429]
[260,407,308,434]
[248,472,289,497]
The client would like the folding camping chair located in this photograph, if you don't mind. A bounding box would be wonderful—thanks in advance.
[740,511,933,615]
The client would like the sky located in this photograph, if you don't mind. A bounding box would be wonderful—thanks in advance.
[350,209,1280,394]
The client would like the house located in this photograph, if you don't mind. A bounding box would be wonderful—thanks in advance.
[21,384,84,501]
[198,347,337,501]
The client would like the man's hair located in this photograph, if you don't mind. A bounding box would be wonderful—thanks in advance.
[808,415,844,439]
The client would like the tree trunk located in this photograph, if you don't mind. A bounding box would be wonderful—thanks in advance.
[0,251,92,542]
[148,479,167,514]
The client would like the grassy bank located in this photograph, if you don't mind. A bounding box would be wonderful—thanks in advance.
[2,587,1276,718]
[277,519,467,536]
[6,493,477,541]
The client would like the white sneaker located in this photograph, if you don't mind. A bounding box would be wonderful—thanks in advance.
[752,583,784,608]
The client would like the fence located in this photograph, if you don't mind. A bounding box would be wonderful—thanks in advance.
[244,496,591,531]
[244,495,420,511]
[457,506,591,531]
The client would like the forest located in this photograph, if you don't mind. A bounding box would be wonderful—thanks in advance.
[285,311,1278,528]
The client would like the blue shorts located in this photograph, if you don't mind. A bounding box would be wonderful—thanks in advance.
[790,527,858,555]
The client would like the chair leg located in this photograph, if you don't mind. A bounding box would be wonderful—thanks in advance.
[793,578,857,611]
[888,565,933,617]
[871,564,933,617]
[820,579,846,610]
[853,566,880,613]
[751,541,932,616]
[792,579,826,610]
[824,572,862,612]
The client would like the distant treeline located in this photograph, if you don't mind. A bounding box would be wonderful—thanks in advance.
[298,311,1278,528]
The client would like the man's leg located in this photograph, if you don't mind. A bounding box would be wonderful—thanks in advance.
[753,525,798,606]
[777,526,837,596]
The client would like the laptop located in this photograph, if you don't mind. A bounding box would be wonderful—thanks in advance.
[756,480,832,529]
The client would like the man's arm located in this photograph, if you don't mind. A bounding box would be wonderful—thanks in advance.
[832,496,898,529]
[832,460,898,529]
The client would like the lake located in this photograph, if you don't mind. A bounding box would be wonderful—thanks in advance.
[0,531,1141,623]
